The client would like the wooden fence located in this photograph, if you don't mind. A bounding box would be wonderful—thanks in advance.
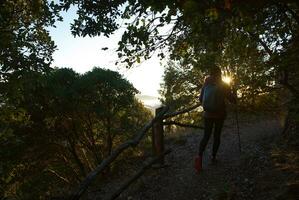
[70,103,202,200]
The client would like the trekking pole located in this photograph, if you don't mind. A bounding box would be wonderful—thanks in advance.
[235,101,241,153]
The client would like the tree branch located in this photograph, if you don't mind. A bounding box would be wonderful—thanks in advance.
[245,31,273,56]
[281,3,299,24]
[46,168,71,184]
[163,121,204,129]
[163,103,201,119]
[242,30,299,96]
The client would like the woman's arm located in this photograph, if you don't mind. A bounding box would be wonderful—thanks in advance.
[199,86,205,103]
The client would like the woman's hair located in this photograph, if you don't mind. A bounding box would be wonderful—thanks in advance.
[209,66,221,77]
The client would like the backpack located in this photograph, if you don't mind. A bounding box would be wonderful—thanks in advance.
[202,83,225,112]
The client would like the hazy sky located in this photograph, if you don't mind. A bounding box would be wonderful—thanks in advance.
[48,7,164,98]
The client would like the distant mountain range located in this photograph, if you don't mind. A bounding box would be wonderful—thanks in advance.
[135,94,162,113]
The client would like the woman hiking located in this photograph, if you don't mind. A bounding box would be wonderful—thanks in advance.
[195,66,236,173]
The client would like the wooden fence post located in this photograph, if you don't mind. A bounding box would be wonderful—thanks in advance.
[152,106,165,165]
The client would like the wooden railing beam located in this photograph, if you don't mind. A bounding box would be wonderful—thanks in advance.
[69,106,169,200]
[163,121,204,129]
[69,103,203,200]
[163,103,201,119]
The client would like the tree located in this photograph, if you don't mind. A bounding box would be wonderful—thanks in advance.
[58,0,299,118]
[78,68,139,157]
[0,67,152,199]
[160,60,204,127]
[0,0,60,78]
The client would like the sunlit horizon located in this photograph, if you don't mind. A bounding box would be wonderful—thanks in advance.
[48,6,164,102]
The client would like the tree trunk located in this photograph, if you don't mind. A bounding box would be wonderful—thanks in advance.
[68,142,86,178]
[104,117,113,174]
[106,134,113,157]
[106,117,113,157]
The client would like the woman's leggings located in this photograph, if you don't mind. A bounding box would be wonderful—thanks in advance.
[199,117,224,158]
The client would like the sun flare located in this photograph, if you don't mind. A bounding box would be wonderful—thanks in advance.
[222,76,232,85]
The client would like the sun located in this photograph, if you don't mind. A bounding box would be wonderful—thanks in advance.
[222,76,232,85]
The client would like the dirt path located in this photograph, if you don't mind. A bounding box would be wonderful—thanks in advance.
[113,117,285,200]
[89,116,298,200]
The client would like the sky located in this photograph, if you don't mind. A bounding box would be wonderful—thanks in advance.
[48,7,164,106]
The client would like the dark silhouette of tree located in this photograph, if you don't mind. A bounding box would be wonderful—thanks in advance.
[0,68,151,199]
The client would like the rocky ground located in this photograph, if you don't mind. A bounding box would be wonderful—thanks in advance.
[89,115,299,200]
